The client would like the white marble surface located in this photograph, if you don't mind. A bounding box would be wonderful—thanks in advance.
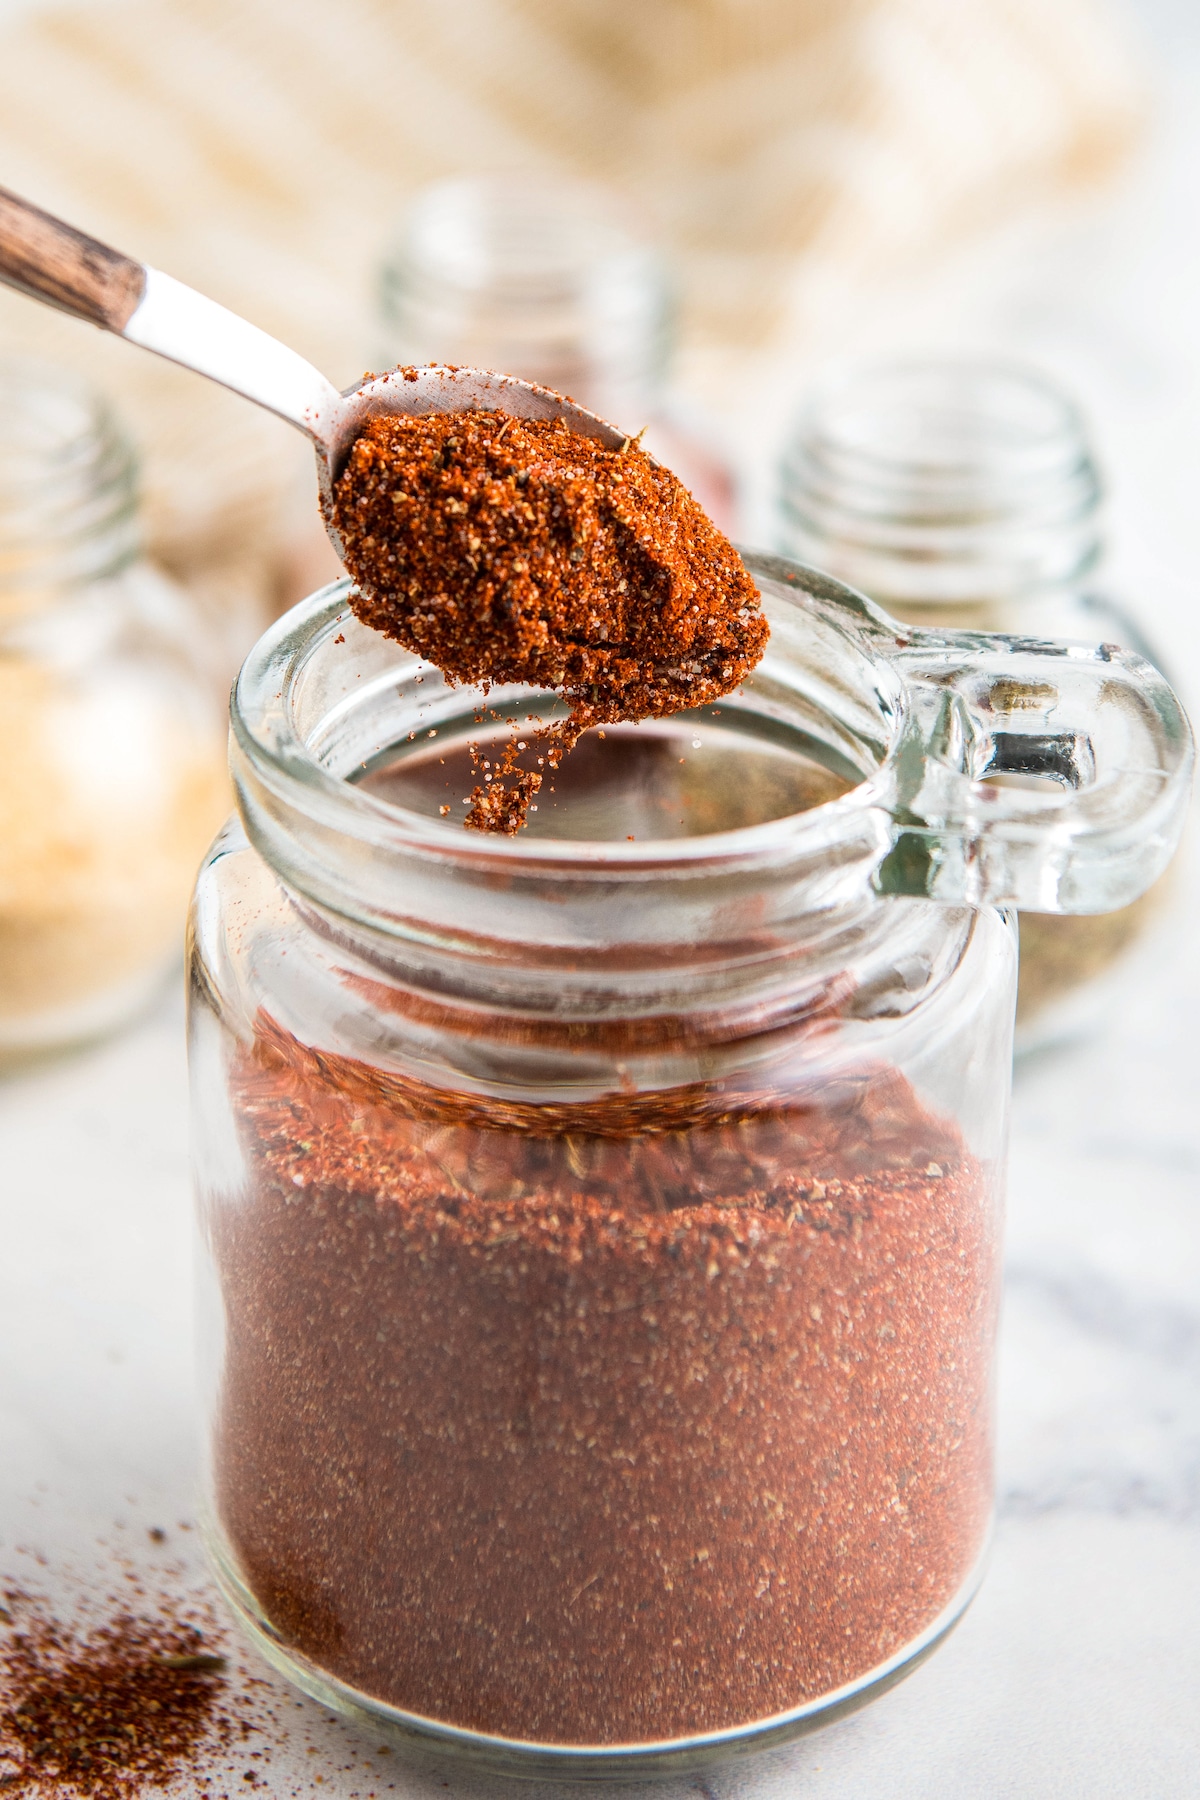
[4,5,1200,1795]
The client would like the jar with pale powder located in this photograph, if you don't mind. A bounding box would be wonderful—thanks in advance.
[0,360,229,1058]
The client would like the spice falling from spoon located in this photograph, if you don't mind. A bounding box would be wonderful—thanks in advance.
[331,405,767,832]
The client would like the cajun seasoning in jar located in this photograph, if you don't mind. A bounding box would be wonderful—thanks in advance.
[191,555,1189,1778]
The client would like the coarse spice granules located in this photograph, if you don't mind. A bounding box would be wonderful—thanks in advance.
[330,408,768,832]
[0,1592,235,1798]
[209,1017,998,1746]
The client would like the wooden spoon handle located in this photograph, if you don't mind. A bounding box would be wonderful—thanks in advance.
[0,185,145,331]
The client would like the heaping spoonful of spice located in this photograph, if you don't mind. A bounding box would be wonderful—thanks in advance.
[0,186,767,831]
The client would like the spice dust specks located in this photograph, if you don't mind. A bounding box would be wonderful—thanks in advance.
[0,1592,234,1798]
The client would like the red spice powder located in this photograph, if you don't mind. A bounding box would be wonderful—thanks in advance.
[209,1021,997,1747]
[330,409,768,832]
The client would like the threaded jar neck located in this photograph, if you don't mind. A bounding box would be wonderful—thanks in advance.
[779,359,1103,611]
[377,175,672,432]
[0,359,140,611]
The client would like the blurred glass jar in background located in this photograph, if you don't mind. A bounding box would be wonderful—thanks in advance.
[376,173,736,531]
[0,360,230,1060]
[778,357,1173,1051]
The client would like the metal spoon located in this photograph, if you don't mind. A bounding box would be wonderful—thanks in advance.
[0,185,624,555]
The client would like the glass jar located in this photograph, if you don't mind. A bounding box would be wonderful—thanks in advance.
[777,356,1174,1050]
[0,359,230,1059]
[189,555,1189,1779]
[376,173,736,531]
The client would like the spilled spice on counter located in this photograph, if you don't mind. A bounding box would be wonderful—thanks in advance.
[0,1591,235,1797]
[210,1017,997,1747]
[331,409,768,832]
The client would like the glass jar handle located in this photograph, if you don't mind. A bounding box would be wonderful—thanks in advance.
[873,626,1193,912]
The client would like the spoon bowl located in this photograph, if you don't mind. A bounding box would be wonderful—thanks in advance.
[312,364,625,555]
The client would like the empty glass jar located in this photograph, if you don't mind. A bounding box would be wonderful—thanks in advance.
[778,356,1174,1048]
[376,173,735,530]
[189,554,1189,1778]
[0,359,229,1058]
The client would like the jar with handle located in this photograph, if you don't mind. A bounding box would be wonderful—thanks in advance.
[189,553,1190,1778]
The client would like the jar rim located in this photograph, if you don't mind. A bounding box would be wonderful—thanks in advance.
[794,354,1091,472]
[388,173,663,298]
[229,558,903,884]
[376,174,673,432]
[0,356,141,599]
[778,354,1103,607]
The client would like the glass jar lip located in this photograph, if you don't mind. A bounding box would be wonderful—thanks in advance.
[791,353,1092,470]
[0,355,141,597]
[385,172,665,300]
[376,174,674,430]
[230,560,902,880]
[779,355,1103,607]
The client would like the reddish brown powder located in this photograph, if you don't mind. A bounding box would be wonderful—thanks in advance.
[0,1593,234,1797]
[330,409,768,832]
[209,1020,997,1747]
